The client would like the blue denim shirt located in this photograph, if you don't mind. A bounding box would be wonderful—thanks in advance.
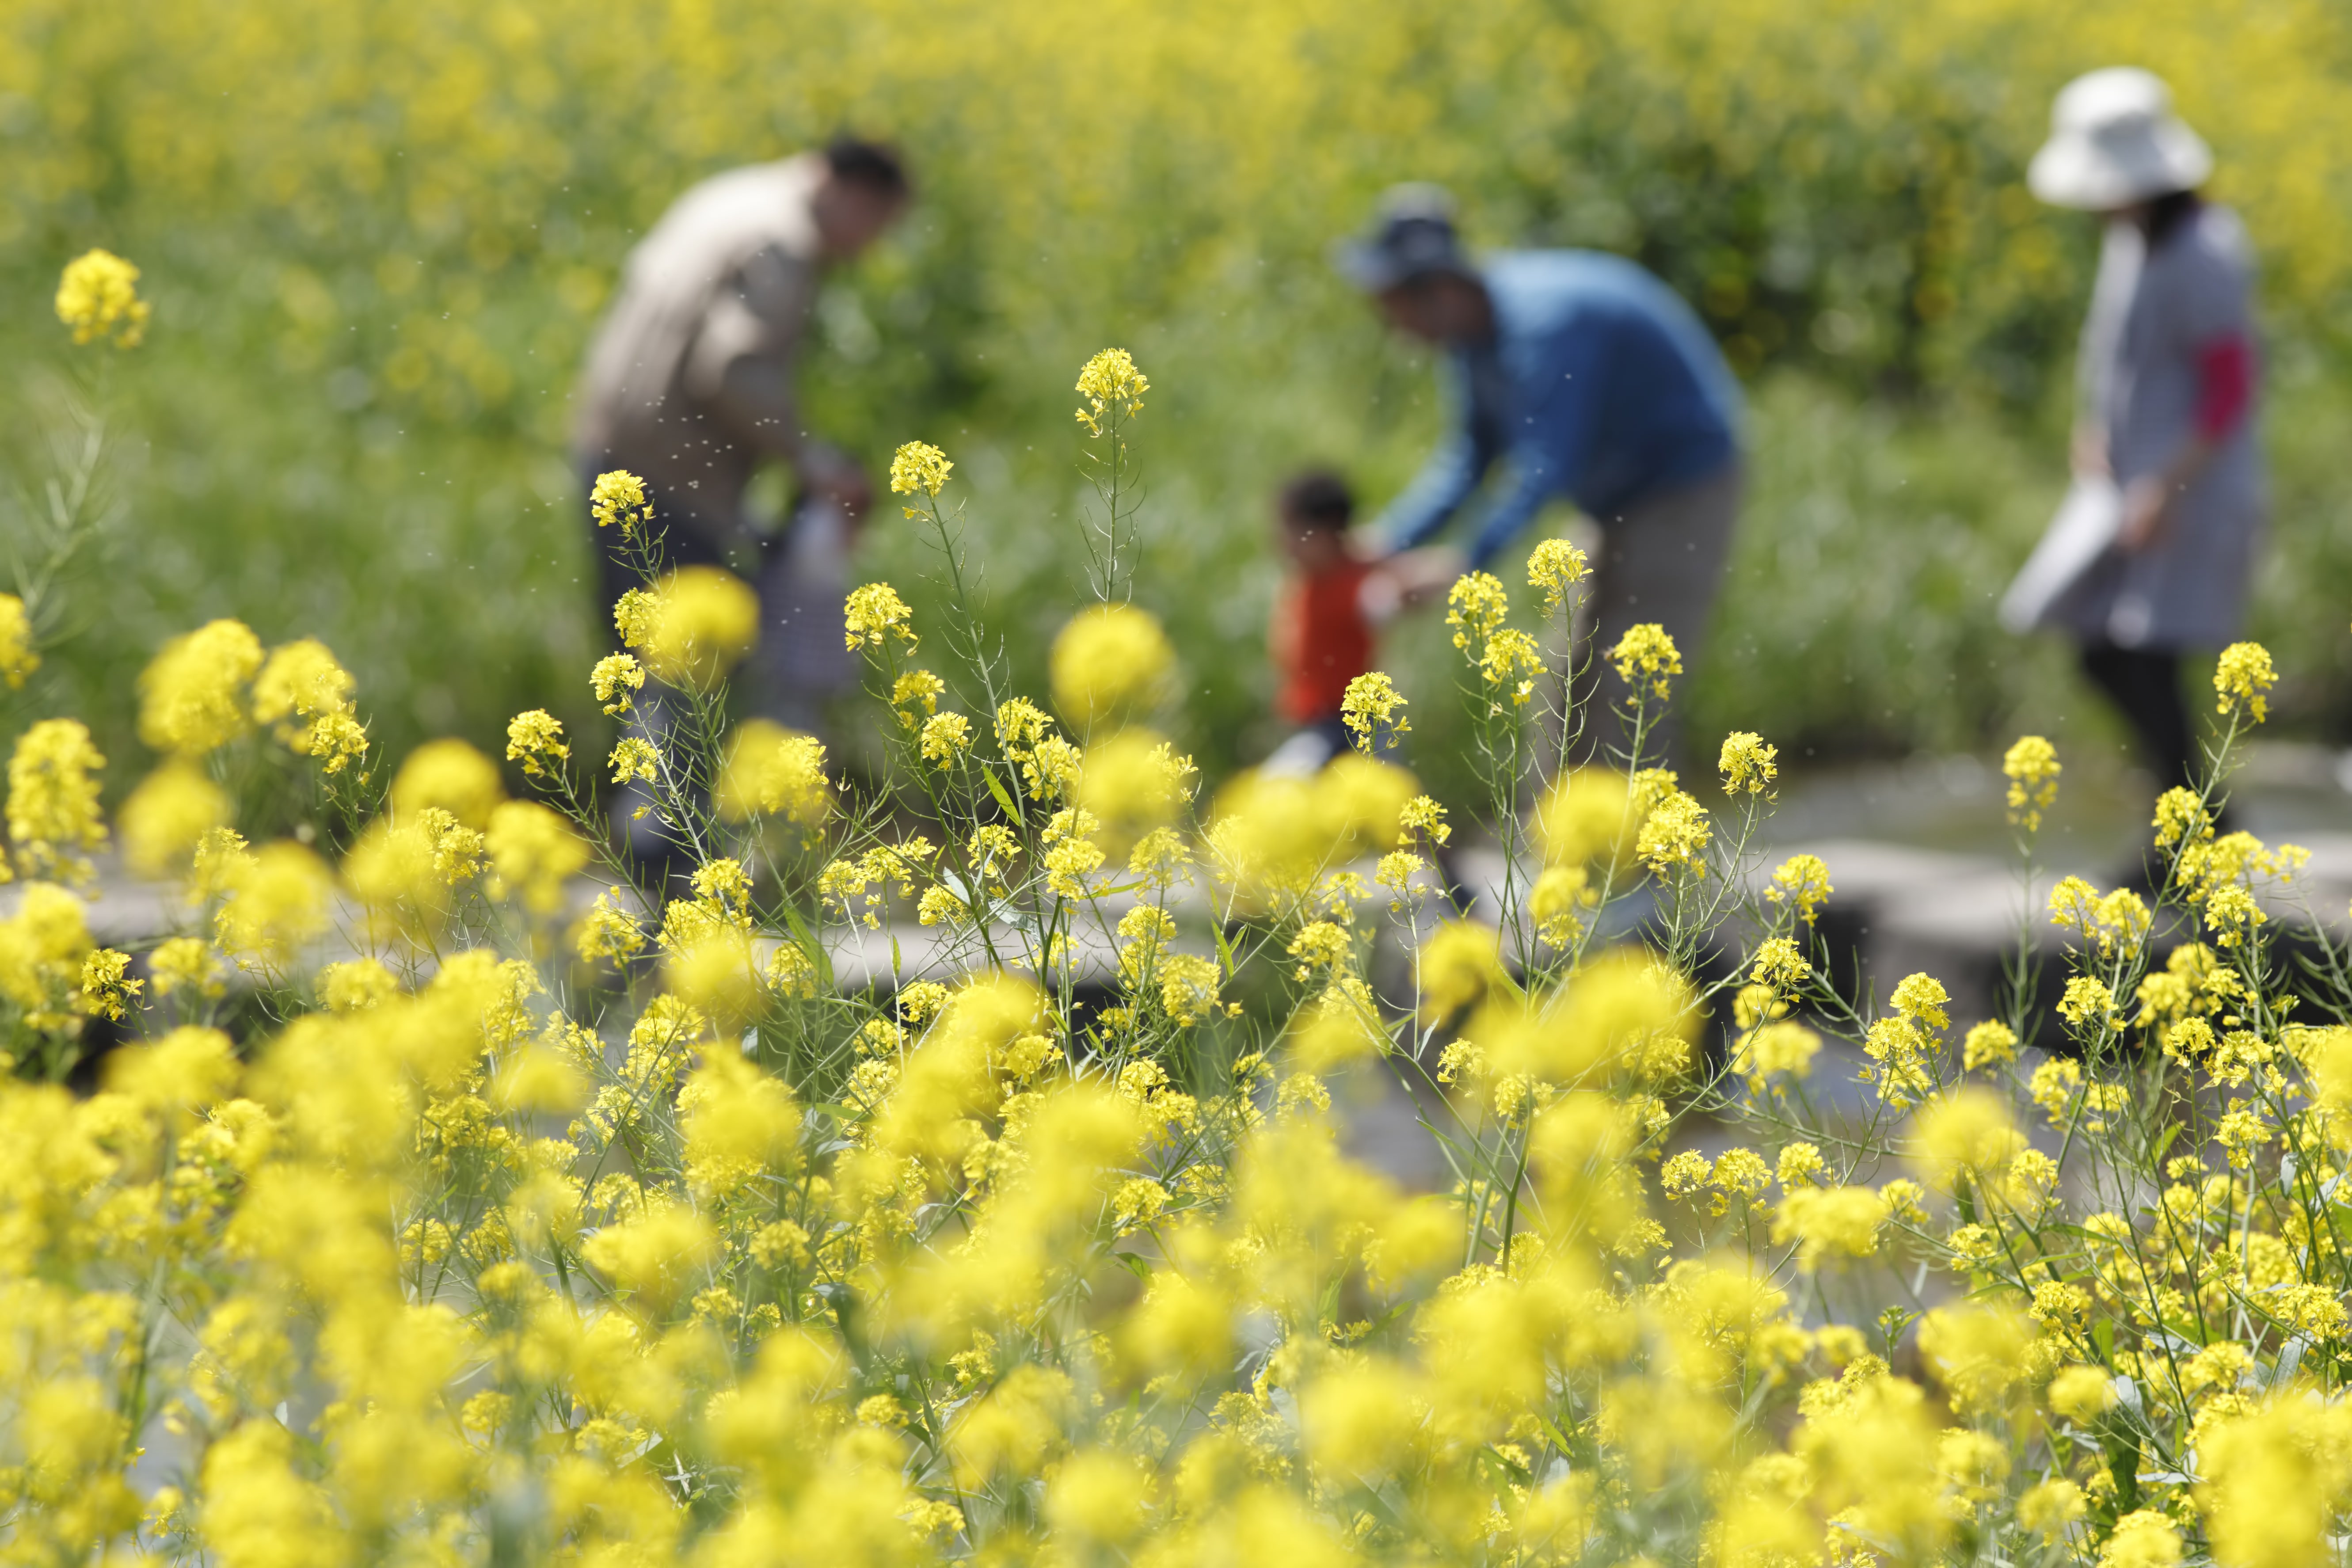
[1375,251,1741,567]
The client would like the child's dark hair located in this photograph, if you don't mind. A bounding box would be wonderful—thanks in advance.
[1277,468,1355,531]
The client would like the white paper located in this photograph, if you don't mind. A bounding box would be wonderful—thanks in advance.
[1999,475,2122,635]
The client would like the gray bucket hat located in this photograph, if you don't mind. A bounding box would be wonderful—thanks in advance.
[2028,67,2212,210]
[1334,184,1478,292]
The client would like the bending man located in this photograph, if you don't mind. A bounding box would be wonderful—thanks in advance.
[575,136,911,730]
[1338,186,1742,764]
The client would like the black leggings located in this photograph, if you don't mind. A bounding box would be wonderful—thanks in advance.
[2078,642,2198,794]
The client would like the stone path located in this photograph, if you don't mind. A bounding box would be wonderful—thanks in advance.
[27,742,2352,1071]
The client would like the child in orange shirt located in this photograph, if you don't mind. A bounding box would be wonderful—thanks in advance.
[1264,470,1454,774]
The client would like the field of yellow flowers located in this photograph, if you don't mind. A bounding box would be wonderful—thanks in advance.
[7,0,2352,788]
[16,260,2352,1567]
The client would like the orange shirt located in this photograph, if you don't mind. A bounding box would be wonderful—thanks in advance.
[1272,559,1375,723]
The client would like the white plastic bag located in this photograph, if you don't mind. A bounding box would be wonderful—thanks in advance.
[1999,475,2121,635]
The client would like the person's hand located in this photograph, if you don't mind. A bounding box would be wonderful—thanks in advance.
[2118,474,2170,552]
[2071,423,2111,479]
[1390,545,1467,607]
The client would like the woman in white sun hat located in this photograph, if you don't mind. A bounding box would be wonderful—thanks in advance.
[2013,66,2263,807]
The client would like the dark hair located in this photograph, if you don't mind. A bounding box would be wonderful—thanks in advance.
[823,136,911,197]
[1278,469,1355,531]
[2143,188,2202,247]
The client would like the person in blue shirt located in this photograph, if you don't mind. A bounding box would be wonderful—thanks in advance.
[1336,186,1744,763]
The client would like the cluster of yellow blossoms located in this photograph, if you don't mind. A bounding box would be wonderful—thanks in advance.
[54,248,151,349]
[11,325,2352,1568]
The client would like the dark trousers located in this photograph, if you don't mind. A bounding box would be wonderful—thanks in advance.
[585,472,852,734]
[2078,642,2198,795]
[584,472,852,879]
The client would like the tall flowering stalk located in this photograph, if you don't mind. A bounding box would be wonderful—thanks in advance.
[1073,347,1149,603]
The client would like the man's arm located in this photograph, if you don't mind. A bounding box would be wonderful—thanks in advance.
[684,247,812,453]
[1461,454,1559,571]
[1461,334,1603,569]
[1370,361,1500,554]
[684,247,870,512]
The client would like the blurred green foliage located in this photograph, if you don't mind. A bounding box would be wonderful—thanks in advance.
[5,0,2352,809]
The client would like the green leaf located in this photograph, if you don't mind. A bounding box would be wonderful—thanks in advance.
[775,902,830,990]
[983,768,1020,818]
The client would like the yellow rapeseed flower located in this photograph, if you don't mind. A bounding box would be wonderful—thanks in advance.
[1050,605,1173,730]
[148,936,225,1001]
[1529,863,1584,945]
[844,581,917,654]
[590,653,645,715]
[1910,1088,2022,1189]
[1479,627,1544,705]
[1339,671,1408,751]
[138,620,263,757]
[2098,1510,2182,1568]
[891,669,944,727]
[575,888,646,965]
[56,248,150,347]
[78,948,141,1022]
[2214,641,2276,723]
[646,567,759,685]
[1610,623,1682,702]
[2152,786,2210,849]
[2002,735,2061,832]
[588,469,655,535]
[1718,731,1778,796]
[1890,971,1951,1030]
[1414,920,1505,1023]
[714,720,830,830]
[1074,349,1149,436]
[390,738,506,828]
[1398,794,1449,847]
[1771,1185,1885,1268]
[0,594,38,690]
[919,712,971,766]
[613,587,659,650]
[2046,1365,2114,1423]
[1444,571,1510,652]
[888,440,954,499]
[252,639,366,773]
[212,841,331,970]
[1526,537,1590,616]
[504,710,569,778]
[1735,1021,1820,1084]
[118,762,231,880]
[2017,1479,2086,1538]
[1636,788,1710,878]
[1751,937,1808,990]
[1765,852,1832,924]
[485,800,588,916]
[1534,766,1634,871]
[8,717,106,879]
[1962,1020,2018,1071]
[1076,730,1195,842]
[608,736,659,784]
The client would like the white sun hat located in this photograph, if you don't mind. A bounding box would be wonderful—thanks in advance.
[2028,67,2213,209]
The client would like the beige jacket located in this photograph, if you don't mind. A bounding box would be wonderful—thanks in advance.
[575,155,849,552]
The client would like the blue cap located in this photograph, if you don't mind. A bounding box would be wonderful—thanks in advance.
[1333,184,1476,292]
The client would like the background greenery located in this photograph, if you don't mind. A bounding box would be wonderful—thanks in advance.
[6,0,2352,811]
